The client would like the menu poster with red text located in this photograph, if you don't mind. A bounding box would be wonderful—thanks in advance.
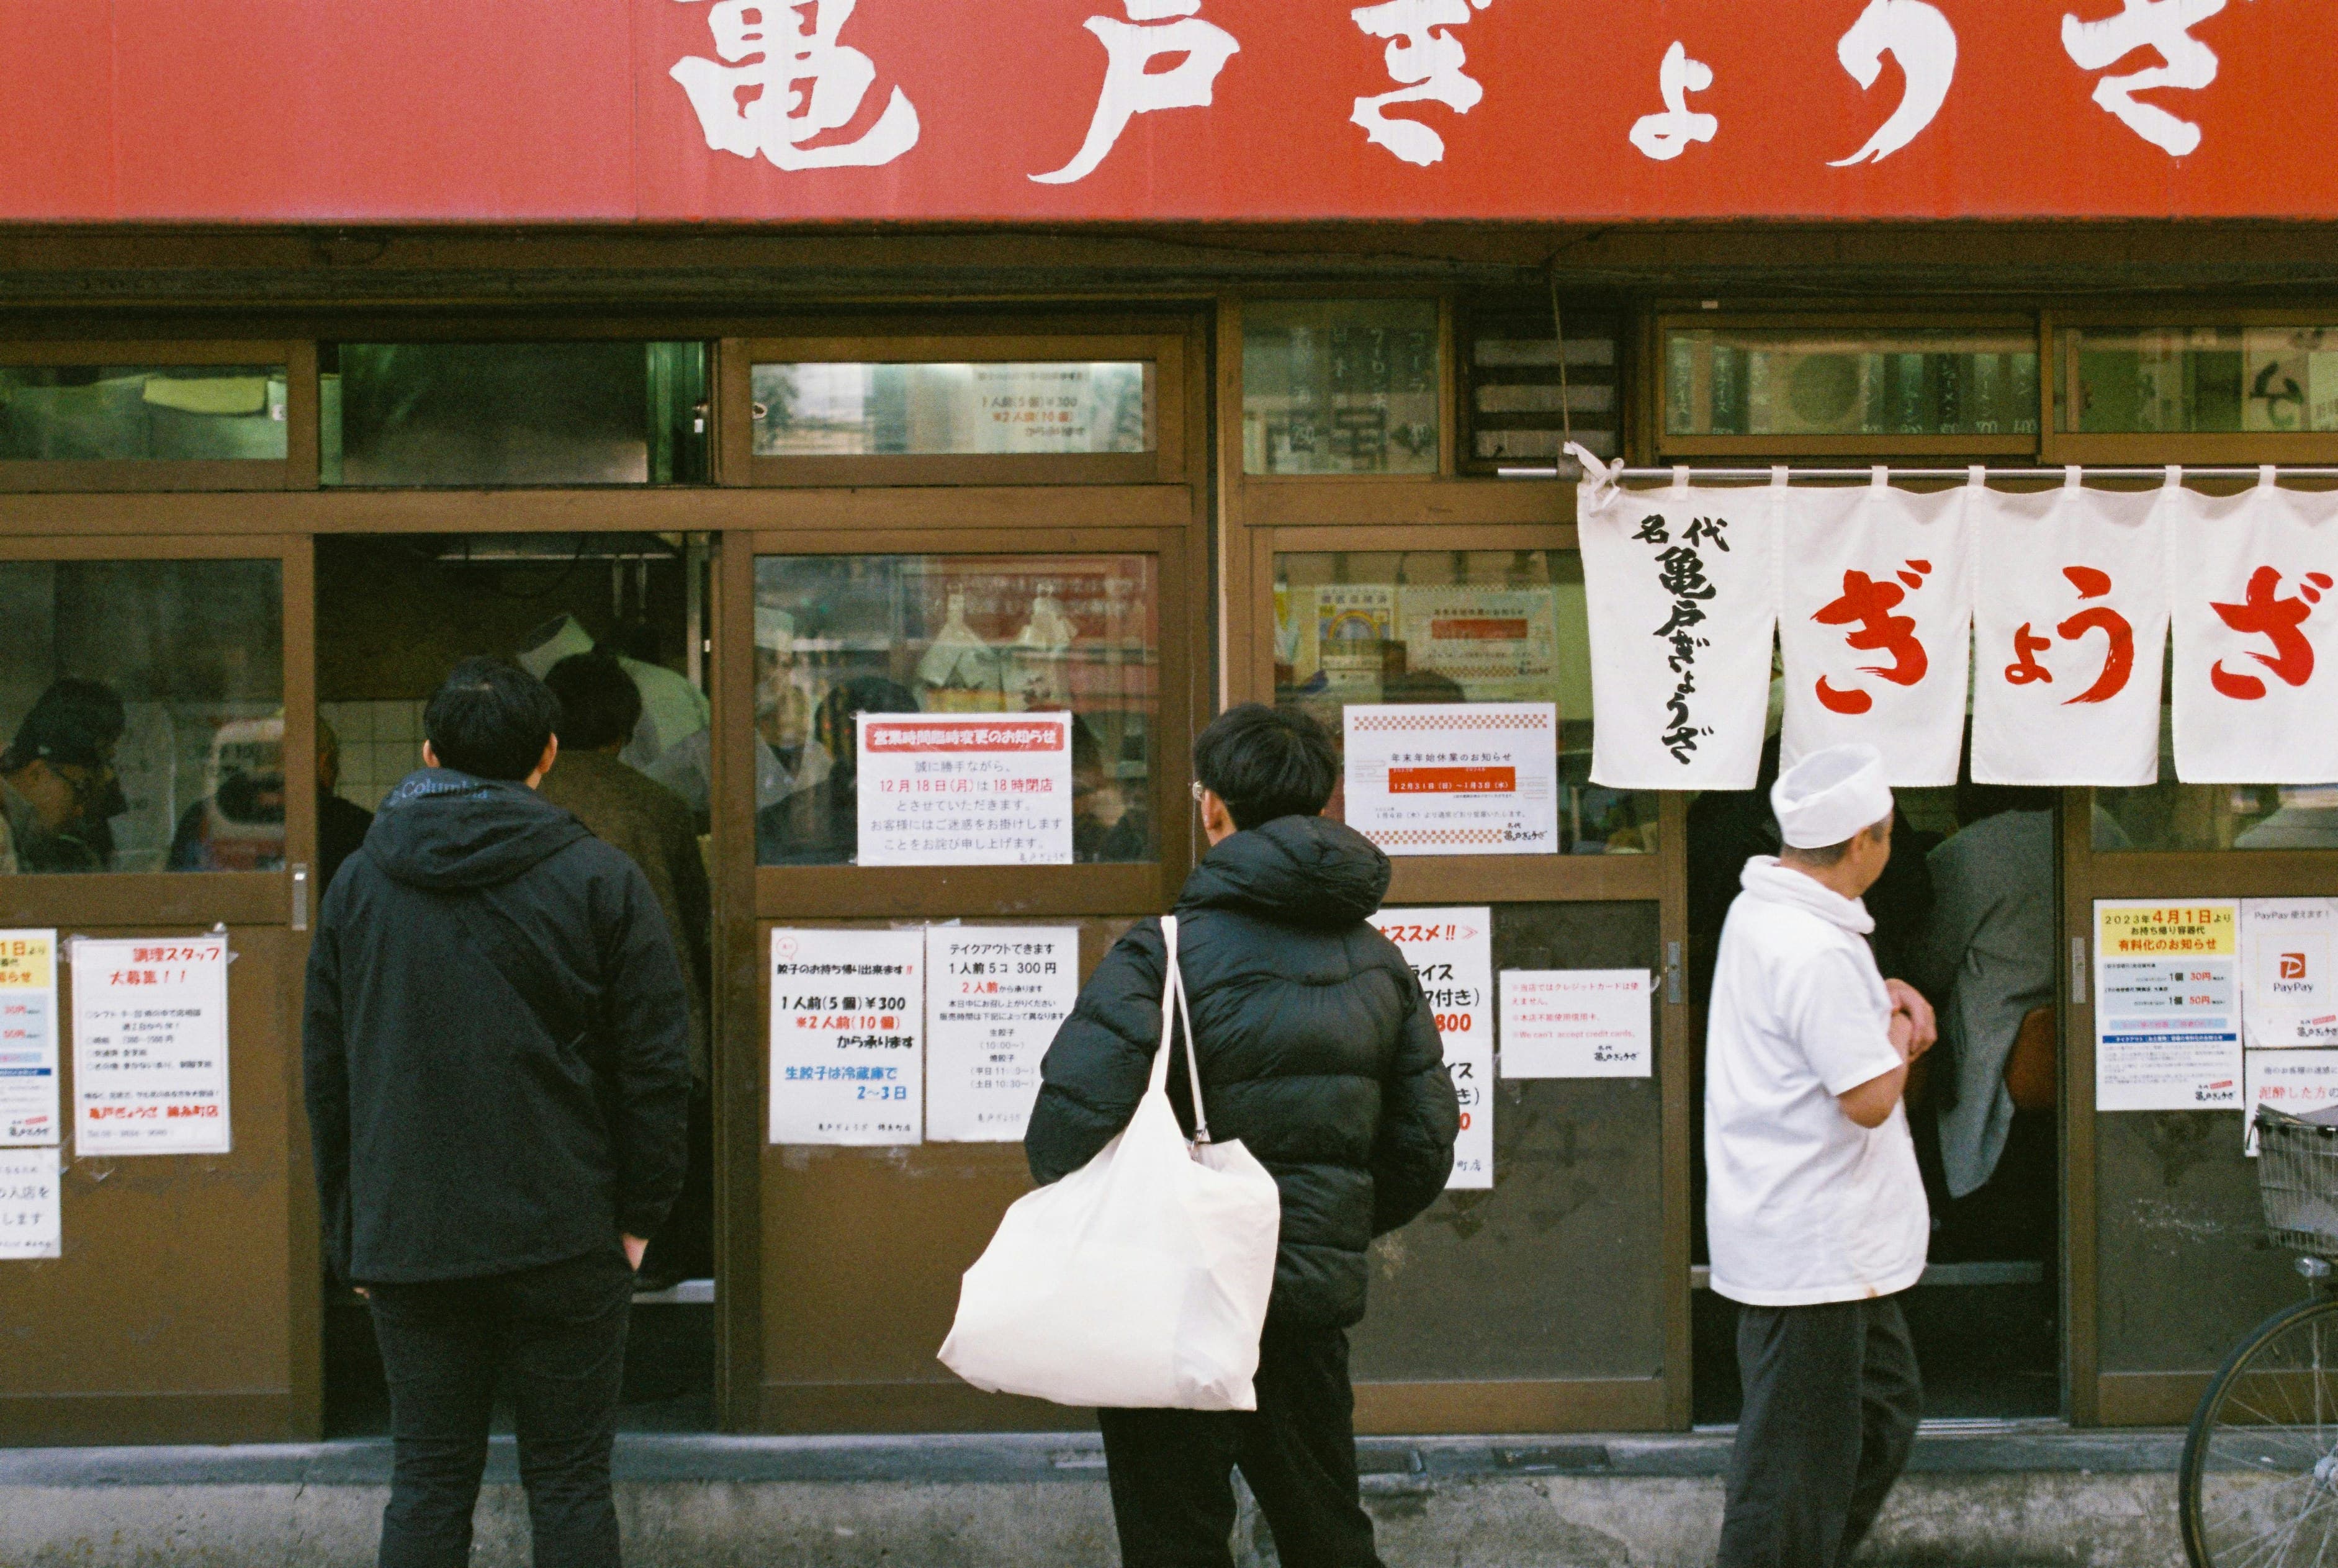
[0,1147,60,1260]
[1344,704,1558,857]
[855,712,1073,867]
[71,936,232,1155]
[1498,969,1654,1080]
[1366,907,1493,1190]
[769,928,924,1146]
[0,930,60,1147]
[2093,901,2241,1112]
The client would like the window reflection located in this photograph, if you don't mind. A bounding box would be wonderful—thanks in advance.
[751,555,1158,866]
[1663,327,2038,439]
[1243,300,1441,475]
[2061,326,2338,434]
[752,362,1153,457]
[1270,549,1653,854]
[2095,705,2338,849]
[0,365,288,461]
[0,560,284,875]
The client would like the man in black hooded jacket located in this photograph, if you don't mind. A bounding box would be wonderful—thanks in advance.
[303,658,691,1568]
[1025,702,1459,1568]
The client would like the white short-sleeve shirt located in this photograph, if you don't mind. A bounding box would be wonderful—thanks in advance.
[1704,857,1930,1306]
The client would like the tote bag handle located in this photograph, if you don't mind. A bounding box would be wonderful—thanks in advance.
[1149,915,1214,1145]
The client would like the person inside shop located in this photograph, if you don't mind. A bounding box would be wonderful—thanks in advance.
[538,651,714,1286]
[1071,717,1148,863]
[1907,781,2057,1258]
[1026,702,1459,1568]
[302,657,691,1568]
[1705,741,1937,1568]
[516,612,709,774]
[645,606,830,828]
[0,677,127,874]
[755,674,917,865]
[166,718,376,887]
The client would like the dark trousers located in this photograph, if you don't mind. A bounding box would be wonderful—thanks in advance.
[1097,1322,1383,1568]
[364,1247,636,1568]
[1719,1293,1923,1568]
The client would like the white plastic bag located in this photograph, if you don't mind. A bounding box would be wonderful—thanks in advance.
[938,915,1282,1410]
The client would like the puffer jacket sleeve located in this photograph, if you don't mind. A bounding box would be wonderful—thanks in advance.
[1025,918,1166,1185]
[1368,962,1459,1235]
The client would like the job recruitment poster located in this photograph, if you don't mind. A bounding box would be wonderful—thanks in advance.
[855,712,1074,867]
[71,936,232,1155]
[0,930,60,1147]
[2240,898,2338,1048]
[924,925,1077,1143]
[1366,907,1494,1190]
[1343,703,1559,856]
[768,928,925,1145]
[0,1147,60,1260]
[1498,969,1655,1079]
[2093,901,2242,1112]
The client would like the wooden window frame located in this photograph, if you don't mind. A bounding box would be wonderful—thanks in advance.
[2043,305,2338,465]
[1649,309,2043,460]
[0,341,318,493]
[1454,293,1628,478]
[727,331,1189,489]
[0,529,313,932]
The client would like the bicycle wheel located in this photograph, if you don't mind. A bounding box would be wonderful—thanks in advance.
[2182,1294,2338,1567]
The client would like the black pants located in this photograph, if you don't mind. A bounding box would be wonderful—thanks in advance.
[1719,1293,1923,1568]
[1097,1322,1382,1568]
[364,1247,635,1568]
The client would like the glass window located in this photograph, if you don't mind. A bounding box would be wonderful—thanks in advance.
[1463,303,1621,467]
[0,560,284,874]
[321,342,707,486]
[1243,299,1440,475]
[751,554,1158,867]
[1271,549,1655,854]
[751,362,1153,457]
[0,365,288,461]
[2060,326,2338,434]
[1663,326,2038,439]
[2095,707,2338,849]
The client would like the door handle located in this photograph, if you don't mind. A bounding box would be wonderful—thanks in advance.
[291,862,310,932]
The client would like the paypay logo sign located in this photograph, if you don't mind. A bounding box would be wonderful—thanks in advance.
[2264,934,2332,1002]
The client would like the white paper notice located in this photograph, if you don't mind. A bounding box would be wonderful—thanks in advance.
[1498,969,1653,1079]
[925,925,1078,1143]
[2241,898,2338,1048]
[768,928,924,1145]
[0,1147,60,1260]
[71,936,232,1155]
[2093,900,2242,1111]
[855,712,1073,867]
[1367,907,1494,1190]
[2245,1049,2338,1154]
[0,931,60,1146]
[1344,704,1559,857]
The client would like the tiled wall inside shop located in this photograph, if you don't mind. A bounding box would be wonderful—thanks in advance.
[319,701,426,812]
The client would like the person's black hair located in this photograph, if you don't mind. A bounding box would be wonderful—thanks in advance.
[1195,703,1340,831]
[542,652,644,753]
[423,658,560,781]
[1,678,126,774]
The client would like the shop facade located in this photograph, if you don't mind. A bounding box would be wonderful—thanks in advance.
[0,0,2333,1449]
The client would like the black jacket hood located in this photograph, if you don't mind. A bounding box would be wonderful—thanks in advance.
[1176,813,1391,930]
[363,769,590,891]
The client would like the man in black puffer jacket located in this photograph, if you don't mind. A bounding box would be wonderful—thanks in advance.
[1026,702,1458,1568]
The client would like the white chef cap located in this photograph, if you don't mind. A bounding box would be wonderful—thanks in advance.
[1771,743,1894,849]
[755,606,796,654]
[515,614,594,679]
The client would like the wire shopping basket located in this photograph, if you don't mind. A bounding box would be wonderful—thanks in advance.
[2256,1104,2338,1255]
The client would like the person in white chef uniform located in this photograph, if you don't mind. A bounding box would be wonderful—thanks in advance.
[1706,741,1938,1568]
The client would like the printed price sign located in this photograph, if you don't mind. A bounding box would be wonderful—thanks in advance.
[769,928,924,1145]
[925,925,1077,1143]
[1367,907,1493,1190]
[0,930,60,1146]
[2093,900,2242,1112]
[72,936,232,1155]
[855,712,1073,867]
[1344,704,1559,857]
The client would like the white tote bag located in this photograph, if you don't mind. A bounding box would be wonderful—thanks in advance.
[938,915,1282,1410]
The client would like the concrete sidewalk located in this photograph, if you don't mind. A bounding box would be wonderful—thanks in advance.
[0,1422,2185,1567]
